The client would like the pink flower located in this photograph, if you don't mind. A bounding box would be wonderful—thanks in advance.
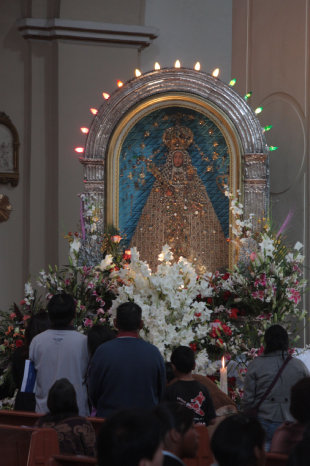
[84,318,93,327]
[250,252,257,261]
[23,315,31,321]
[10,312,16,320]
[288,289,301,304]
[97,308,105,315]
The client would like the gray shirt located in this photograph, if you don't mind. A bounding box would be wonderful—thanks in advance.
[29,329,90,416]
[241,351,309,422]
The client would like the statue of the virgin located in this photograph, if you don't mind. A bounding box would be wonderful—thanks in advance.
[130,125,228,273]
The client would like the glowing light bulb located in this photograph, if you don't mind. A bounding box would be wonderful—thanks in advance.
[255,106,263,115]
[269,146,278,151]
[244,91,252,100]
[90,108,98,115]
[102,92,110,100]
[212,68,220,78]
[263,125,273,132]
[229,78,237,86]
[80,127,89,134]
[194,61,201,71]
[74,147,84,153]
[117,80,124,88]
[154,62,160,70]
[174,60,181,68]
[135,69,142,77]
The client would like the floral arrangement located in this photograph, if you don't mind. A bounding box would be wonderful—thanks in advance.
[0,192,307,405]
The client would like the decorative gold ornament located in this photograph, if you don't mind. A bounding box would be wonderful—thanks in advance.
[162,125,194,151]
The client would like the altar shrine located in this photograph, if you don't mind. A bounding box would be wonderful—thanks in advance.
[78,67,269,270]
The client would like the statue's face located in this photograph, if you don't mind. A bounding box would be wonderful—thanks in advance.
[173,150,184,167]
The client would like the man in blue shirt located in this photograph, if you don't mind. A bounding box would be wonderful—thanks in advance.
[89,301,166,417]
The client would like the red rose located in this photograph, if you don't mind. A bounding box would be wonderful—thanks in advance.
[222,324,232,336]
[222,273,230,280]
[189,343,197,352]
[15,339,24,348]
[229,308,239,319]
[207,298,213,305]
[20,300,26,306]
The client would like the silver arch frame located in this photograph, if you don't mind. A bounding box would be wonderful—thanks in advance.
[79,68,269,265]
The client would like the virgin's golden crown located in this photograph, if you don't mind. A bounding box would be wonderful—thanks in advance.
[163,125,194,150]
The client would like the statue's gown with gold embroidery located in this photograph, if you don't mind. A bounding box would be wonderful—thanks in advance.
[130,149,228,273]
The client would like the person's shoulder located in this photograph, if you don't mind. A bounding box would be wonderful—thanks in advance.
[30,329,51,344]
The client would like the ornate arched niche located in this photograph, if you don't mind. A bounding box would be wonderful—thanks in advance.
[79,68,269,270]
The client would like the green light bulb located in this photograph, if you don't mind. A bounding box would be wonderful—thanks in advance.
[263,125,273,132]
[244,91,252,100]
[269,146,278,151]
[254,106,263,115]
[229,79,236,87]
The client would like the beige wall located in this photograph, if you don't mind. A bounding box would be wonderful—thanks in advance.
[0,0,233,311]
[232,0,310,343]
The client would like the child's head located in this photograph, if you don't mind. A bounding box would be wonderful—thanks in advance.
[171,346,195,375]
[211,413,265,466]
[154,402,198,460]
[47,378,79,415]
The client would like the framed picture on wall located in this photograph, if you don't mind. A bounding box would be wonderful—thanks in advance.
[0,112,19,186]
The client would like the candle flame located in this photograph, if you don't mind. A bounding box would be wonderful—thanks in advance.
[90,108,98,115]
[117,80,124,88]
[74,147,84,153]
[194,61,201,71]
[80,127,89,134]
[174,59,181,68]
[102,92,110,100]
[135,68,142,77]
[154,62,160,70]
[221,356,225,368]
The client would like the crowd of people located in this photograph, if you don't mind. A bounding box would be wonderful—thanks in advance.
[6,292,310,465]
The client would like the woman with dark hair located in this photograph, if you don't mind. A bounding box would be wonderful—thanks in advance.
[270,377,310,454]
[211,413,266,466]
[36,378,96,456]
[12,311,50,411]
[241,325,308,451]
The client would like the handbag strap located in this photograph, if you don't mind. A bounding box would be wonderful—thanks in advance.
[254,355,292,411]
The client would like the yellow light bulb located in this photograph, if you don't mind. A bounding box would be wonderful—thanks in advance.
[154,62,160,70]
[174,60,181,68]
[194,61,201,71]
[212,68,220,78]
[135,69,142,77]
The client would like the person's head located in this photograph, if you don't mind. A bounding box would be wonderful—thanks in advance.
[264,324,289,354]
[172,150,184,168]
[288,438,310,466]
[211,413,265,466]
[114,302,142,332]
[97,408,163,466]
[87,324,116,357]
[290,377,310,423]
[24,311,50,347]
[155,402,198,459]
[170,346,195,375]
[47,378,79,416]
[47,293,76,328]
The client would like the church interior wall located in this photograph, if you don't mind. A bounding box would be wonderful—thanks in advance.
[232,0,310,343]
[0,0,235,314]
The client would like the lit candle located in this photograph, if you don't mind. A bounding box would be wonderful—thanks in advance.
[220,356,228,394]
